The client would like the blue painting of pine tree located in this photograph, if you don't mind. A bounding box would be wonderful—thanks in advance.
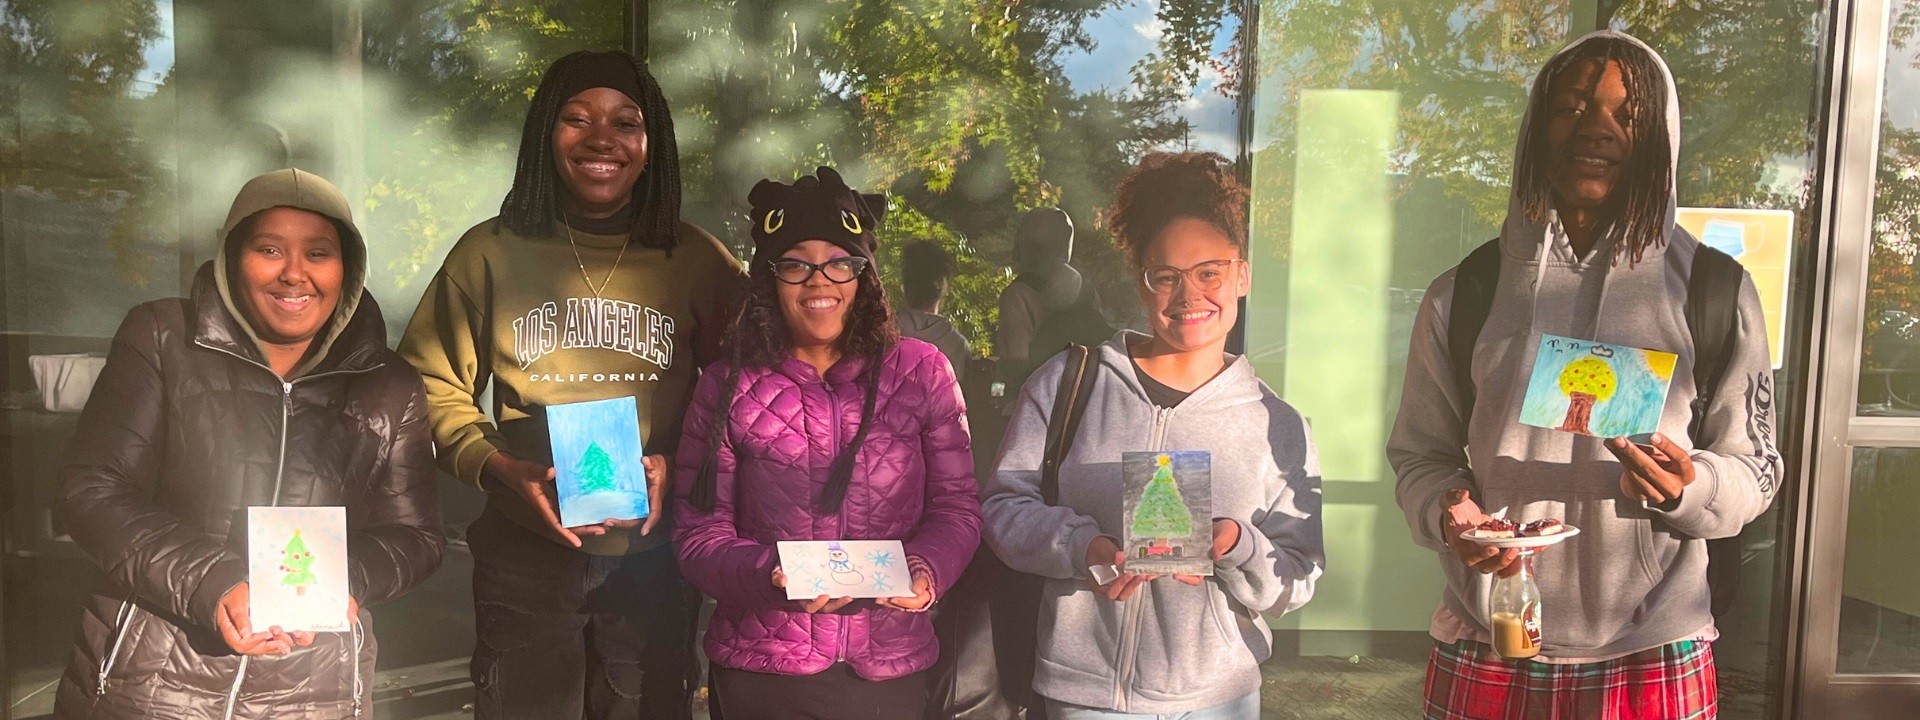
[548,396,649,527]
[1518,335,1677,438]
[1122,451,1212,575]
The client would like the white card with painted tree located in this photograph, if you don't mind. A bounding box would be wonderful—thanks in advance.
[248,506,350,632]
[1121,451,1213,576]
[774,540,915,600]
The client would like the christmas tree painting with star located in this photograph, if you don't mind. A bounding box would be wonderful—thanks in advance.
[1122,451,1212,576]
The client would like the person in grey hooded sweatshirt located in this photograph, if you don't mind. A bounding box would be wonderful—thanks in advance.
[1389,31,1781,719]
[984,151,1323,719]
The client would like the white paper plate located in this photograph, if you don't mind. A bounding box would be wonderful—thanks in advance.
[1458,524,1581,549]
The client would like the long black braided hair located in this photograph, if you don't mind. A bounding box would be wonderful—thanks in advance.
[1515,36,1674,266]
[499,51,683,251]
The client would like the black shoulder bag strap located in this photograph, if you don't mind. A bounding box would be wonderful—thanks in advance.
[1040,344,1101,505]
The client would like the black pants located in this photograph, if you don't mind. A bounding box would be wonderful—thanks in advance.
[712,662,929,720]
[468,503,699,719]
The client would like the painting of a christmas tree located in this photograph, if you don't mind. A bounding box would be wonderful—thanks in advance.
[575,443,617,494]
[548,396,649,527]
[1122,451,1212,576]
[278,530,318,596]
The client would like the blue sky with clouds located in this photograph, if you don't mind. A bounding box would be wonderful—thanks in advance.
[1056,0,1241,155]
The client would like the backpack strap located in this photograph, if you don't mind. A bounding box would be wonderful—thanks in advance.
[1039,345,1100,505]
[1685,245,1744,441]
[1447,239,1505,427]
[1683,244,1747,618]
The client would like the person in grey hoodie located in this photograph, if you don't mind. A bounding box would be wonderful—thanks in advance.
[984,151,1323,719]
[1389,32,1781,719]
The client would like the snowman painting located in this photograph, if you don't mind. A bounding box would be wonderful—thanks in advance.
[825,541,866,586]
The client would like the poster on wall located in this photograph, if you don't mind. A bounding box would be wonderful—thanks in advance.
[1675,208,1794,368]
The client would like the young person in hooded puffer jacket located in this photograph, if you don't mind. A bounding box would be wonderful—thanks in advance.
[673,167,981,719]
[54,168,444,719]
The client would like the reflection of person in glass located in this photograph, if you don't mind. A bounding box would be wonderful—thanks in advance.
[983,152,1324,718]
[1390,32,1781,719]
[54,169,444,718]
[397,51,743,719]
[674,167,981,719]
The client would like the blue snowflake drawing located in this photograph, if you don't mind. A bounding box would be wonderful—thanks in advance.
[866,550,897,569]
[809,577,827,594]
[872,572,894,594]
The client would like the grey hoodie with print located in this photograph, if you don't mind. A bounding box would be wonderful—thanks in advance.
[1388,31,1783,661]
[983,331,1324,714]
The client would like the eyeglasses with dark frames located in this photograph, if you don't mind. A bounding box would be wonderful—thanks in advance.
[769,256,869,285]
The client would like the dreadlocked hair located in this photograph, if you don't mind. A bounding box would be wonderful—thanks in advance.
[689,260,899,513]
[1108,151,1249,268]
[499,51,683,252]
[1515,37,1673,266]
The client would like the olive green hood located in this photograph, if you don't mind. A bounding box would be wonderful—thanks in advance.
[212,168,367,377]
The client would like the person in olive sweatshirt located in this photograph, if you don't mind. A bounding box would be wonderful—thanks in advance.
[398,51,743,719]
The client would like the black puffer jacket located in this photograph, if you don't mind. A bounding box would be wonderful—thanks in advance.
[53,170,443,719]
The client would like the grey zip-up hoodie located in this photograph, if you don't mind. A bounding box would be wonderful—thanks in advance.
[1388,31,1783,661]
[984,332,1324,713]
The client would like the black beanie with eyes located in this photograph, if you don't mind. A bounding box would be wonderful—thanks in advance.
[745,166,888,274]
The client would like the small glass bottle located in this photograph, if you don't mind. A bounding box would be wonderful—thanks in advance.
[1489,548,1542,659]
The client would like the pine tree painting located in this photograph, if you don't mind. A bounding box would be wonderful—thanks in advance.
[1132,455,1193,546]
[279,530,318,596]
[548,397,650,527]
[1121,451,1213,575]
[575,442,618,494]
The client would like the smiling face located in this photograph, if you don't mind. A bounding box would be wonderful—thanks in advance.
[552,87,648,218]
[1138,217,1249,354]
[776,240,860,353]
[235,207,345,348]
[1542,59,1636,218]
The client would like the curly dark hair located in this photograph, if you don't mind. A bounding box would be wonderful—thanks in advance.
[1107,151,1249,267]
[690,259,897,514]
[723,260,898,369]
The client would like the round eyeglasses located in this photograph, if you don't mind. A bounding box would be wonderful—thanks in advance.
[1141,258,1246,295]
[770,256,868,285]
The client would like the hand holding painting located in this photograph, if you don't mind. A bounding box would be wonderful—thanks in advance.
[772,566,856,613]
[1606,433,1696,505]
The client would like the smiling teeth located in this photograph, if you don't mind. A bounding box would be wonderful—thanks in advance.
[1575,157,1610,167]
[1173,311,1211,320]
[804,298,839,309]
[581,161,621,173]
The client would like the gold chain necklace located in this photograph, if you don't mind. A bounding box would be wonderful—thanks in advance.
[563,221,629,299]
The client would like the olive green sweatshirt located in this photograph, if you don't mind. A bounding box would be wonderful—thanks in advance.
[399,218,743,555]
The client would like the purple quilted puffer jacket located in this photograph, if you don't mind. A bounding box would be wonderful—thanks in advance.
[673,338,981,680]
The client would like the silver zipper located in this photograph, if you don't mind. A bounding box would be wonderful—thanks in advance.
[826,378,850,664]
[1113,406,1175,712]
[95,599,136,695]
[350,619,366,716]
